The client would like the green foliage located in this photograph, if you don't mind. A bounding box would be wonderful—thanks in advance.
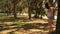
[0,13,7,17]
[0,0,12,13]
[39,8,46,15]
[13,22,27,26]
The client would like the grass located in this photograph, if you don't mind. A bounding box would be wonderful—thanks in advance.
[0,13,28,26]
[0,13,27,26]
[11,21,27,26]
[0,13,7,18]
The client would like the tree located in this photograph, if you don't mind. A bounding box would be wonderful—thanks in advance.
[56,0,60,34]
[28,0,33,19]
[39,7,46,19]
[12,0,17,19]
[12,0,21,19]
[0,0,8,13]
[33,0,43,18]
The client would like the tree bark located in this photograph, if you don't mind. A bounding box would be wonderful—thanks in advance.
[35,1,39,18]
[13,3,17,19]
[13,0,17,19]
[35,8,39,18]
[28,2,32,19]
[28,8,31,19]
[55,0,60,34]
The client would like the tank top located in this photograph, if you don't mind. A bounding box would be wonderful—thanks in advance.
[47,7,53,17]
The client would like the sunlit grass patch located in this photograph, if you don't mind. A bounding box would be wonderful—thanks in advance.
[0,13,7,18]
[11,21,27,26]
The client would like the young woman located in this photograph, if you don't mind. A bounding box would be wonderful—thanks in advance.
[45,2,53,33]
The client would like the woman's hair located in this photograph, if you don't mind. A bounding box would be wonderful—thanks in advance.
[45,2,50,9]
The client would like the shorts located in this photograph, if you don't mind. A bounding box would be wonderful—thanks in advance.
[47,12,53,20]
[48,16,54,20]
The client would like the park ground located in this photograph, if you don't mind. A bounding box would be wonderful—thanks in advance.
[0,13,57,34]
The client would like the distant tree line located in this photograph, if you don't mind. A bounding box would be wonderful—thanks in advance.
[0,0,57,19]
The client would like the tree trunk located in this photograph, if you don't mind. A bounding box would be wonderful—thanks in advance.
[40,14,42,19]
[35,2,39,18]
[55,0,60,34]
[35,9,38,18]
[12,0,21,19]
[28,7,31,19]
[13,1,17,19]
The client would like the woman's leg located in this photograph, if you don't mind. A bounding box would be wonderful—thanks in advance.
[48,20,53,33]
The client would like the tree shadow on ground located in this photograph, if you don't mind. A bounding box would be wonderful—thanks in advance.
[16,23,49,31]
[0,23,49,31]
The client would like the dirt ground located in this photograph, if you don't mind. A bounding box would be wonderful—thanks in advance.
[0,20,56,34]
[0,15,56,34]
